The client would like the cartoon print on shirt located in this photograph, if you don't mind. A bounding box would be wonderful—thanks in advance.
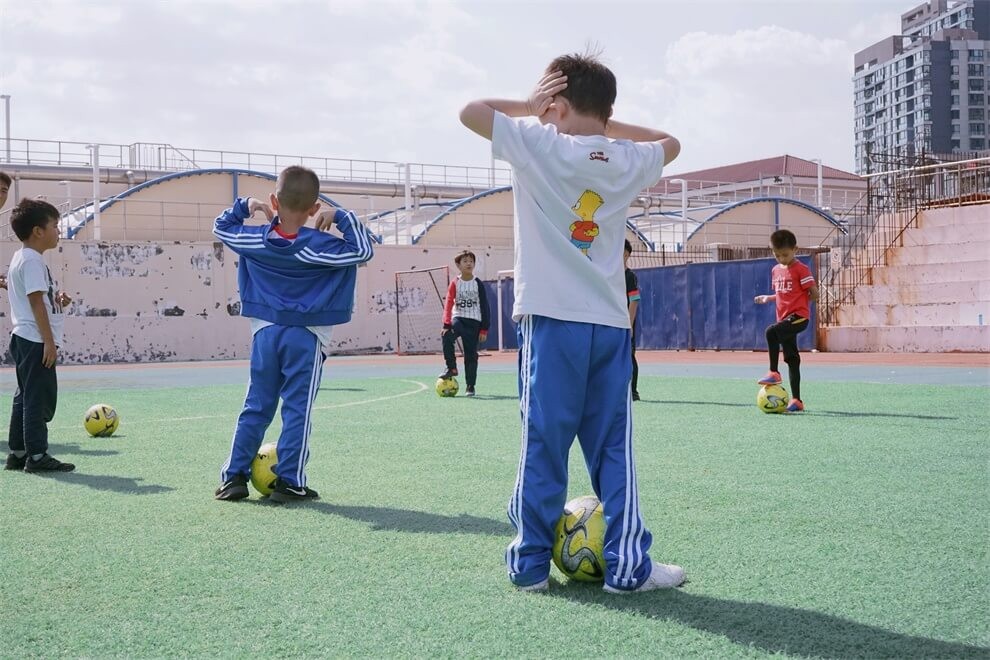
[569,190,603,257]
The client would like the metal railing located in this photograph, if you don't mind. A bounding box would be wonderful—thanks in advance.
[652,178,865,211]
[817,156,990,326]
[0,137,511,188]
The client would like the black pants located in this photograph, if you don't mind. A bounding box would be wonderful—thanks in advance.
[766,314,808,401]
[8,334,58,456]
[631,330,639,396]
[443,317,481,388]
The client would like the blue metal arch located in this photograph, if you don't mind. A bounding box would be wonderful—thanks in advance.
[682,196,845,248]
[411,186,511,245]
[409,185,658,251]
[67,168,381,243]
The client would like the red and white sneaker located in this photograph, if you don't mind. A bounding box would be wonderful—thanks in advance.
[758,371,782,385]
[786,398,804,412]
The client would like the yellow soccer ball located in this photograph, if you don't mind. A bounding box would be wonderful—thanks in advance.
[552,495,606,582]
[250,442,278,496]
[757,384,789,414]
[436,376,459,398]
[84,403,120,437]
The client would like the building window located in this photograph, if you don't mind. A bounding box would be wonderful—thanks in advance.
[951,80,960,90]
[952,123,960,135]
[970,50,985,61]
[970,94,985,105]
[971,123,986,135]
[951,50,959,60]
[952,65,959,75]
[951,139,960,149]
[971,138,986,149]
[952,109,960,119]
[972,79,986,91]
[970,109,985,121]
[968,64,984,77]
[952,94,959,106]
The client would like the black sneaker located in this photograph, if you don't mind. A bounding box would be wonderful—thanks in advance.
[5,453,26,471]
[438,367,458,379]
[270,477,320,503]
[465,386,476,397]
[214,474,249,501]
[632,392,641,401]
[23,453,75,473]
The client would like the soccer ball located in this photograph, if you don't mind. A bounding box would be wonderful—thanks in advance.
[552,495,606,582]
[436,376,459,397]
[84,403,120,437]
[757,384,789,414]
[250,442,278,496]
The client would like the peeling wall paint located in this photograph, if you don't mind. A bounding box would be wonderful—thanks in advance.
[0,241,513,364]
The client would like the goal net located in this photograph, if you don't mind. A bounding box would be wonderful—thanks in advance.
[395,266,449,355]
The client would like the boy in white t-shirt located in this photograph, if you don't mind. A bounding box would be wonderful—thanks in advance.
[460,52,683,593]
[4,199,74,473]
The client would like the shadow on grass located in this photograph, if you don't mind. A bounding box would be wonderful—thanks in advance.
[254,500,514,535]
[29,471,174,495]
[551,584,989,659]
[319,387,366,392]
[48,442,120,457]
[642,400,957,421]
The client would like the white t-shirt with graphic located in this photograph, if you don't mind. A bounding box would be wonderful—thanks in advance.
[7,247,65,346]
[453,277,483,323]
[492,112,665,328]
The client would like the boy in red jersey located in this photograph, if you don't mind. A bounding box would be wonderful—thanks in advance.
[754,229,818,412]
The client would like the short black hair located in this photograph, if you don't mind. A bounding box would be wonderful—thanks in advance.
[276,166,320,212]
[454,250,476,265]
[624,239,633,254]
[546,51,616,123]
[0,171,11,186]
[11,198,59,241]
[770,229,797,249]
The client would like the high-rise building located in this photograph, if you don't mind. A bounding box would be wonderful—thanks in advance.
[853,0,990,174]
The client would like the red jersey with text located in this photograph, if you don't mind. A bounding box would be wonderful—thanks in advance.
[772,260,815,321]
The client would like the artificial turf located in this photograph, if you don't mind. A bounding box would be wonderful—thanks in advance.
[0,371,987,658]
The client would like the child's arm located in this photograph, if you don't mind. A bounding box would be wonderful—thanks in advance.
[754,294,776,304]
[441,280,456,333]
[28,292,57,367]
[459,71,568,140]
[477,281,490,343]
[606,122,681,165]
[807,285,819,303]
[213,197,273,254]
[304,208,374,267]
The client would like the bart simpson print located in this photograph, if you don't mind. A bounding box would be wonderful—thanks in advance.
[570,190,603,256]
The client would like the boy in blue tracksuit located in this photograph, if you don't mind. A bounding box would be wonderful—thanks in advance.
[460,53,684,592]
[213,166,373,503]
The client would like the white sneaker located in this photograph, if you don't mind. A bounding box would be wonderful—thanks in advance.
[603,562,685,594]
[515,578,549,593]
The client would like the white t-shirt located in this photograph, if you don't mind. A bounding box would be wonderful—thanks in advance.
[7,247,66,346]
[492,112,665,328]
[453,277,483,323]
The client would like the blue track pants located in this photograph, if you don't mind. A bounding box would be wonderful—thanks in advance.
[506,315,654,590]
[220,325,324,488]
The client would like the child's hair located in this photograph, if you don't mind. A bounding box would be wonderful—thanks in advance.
[770,229,798,249]
[454,250,476,265]
[624,239,633,254]
[546,51,616,123]
[10,198,59,241]
[0,171,11,186]
[275,166,320,212]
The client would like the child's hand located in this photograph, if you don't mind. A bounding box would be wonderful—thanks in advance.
[56,291,72,306]
[0,274,6,290]
[314,209,336,233]
[42,339,57,368]
[526,71,568,117]
[441,327,452,337]
[754,295,769,304]
[479,330,488,344]
[247,197,274,221]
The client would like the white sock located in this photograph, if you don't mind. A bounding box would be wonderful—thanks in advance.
[31,453,44,461]
[12,450,26,458]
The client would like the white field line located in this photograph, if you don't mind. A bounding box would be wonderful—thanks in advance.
[51,379,429,431]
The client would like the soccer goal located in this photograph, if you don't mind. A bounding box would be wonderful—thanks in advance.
[394,266,449,355]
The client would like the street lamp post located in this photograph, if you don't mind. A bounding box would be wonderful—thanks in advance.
[669,178,688,251]
[810,158,824,208]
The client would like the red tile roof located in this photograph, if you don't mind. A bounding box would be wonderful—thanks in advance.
[654,155,861,192]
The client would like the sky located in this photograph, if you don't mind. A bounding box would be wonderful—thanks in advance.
[0,0,914,176]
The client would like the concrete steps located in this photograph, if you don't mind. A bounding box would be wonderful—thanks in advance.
[824,325,990,353]
[825,204,989,352]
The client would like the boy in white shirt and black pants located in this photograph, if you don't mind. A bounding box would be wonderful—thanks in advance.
[4,199,74,473]
[440,250,490,397]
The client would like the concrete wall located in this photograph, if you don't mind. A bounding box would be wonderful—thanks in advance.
[0,240,514,364]
[685,200,840,249]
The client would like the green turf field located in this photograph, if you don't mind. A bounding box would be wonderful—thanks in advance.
[1,371,988,658]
